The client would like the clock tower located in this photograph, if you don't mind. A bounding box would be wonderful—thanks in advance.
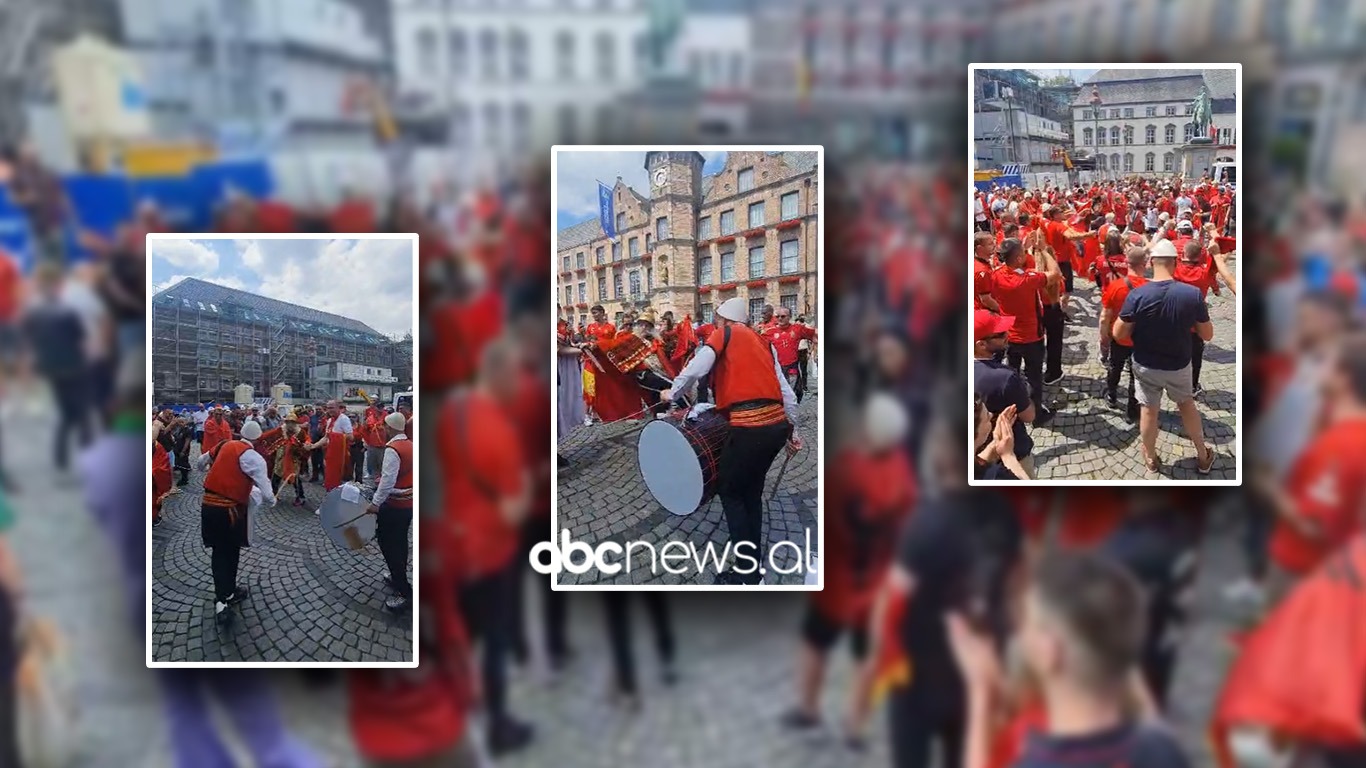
[644,150,704,318]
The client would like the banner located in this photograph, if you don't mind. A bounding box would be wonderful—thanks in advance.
[598,182,616,239]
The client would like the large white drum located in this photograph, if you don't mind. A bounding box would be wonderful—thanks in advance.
[636,410,730,516]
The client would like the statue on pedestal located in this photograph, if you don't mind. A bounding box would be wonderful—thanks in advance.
[1188,85,1213,143]
[644,0,684,77]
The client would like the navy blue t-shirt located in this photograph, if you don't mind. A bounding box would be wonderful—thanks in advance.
[1014,721,1192,768]
[1119,279,1209,371]
[974,358,1033,459]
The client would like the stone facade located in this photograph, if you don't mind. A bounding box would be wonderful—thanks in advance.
[556,150,819,329]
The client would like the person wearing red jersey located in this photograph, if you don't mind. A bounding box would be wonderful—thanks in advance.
[1173,240,1222,396]
[973,232,1001,312]
[782,393,914,745]
[329,187,377,233]
[664,297,801,585]
[1042,204,1095,336]
[991,237,1060,425]
[152,439,172,528]
[194,420,275,622]
[364,412,414,613]
[439,340,535,754]
[201,406,231,458]
[1100,247,1149,419]
[761,306,818,403]
[1262,335,1366,606]
[755,303,777,334]
[362,396,389,483]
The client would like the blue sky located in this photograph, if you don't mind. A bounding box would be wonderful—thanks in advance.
[150,237,415,337]
[1028,68,1099,83]
[555,151,730,230]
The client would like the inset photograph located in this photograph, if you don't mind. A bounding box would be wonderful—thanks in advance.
[551,147,823,589]
[148,234,418,665]
[969,66,1241,484]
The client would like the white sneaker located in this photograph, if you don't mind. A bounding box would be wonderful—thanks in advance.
[315,508,322,516]
[1222,577,1265,607]
[215,600,228,615]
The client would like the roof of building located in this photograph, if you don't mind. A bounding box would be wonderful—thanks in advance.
[558,217,603,251]
[1073,69,1236,107]
[152,278,388,343]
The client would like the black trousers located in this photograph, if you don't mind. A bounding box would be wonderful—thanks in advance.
[350,443,365,484]
[889,692,964,768]
[784,363,805,404]
[1106,343,1138,411]
[210,543,241,603]
[717,421,791,584]
[1042,303,1065,382]
[271,473,304,500]
[511,520,569,667]
[376,503,413,599]
[797,349,810,393]
[1006,339,1045,411]
[602,592,675,696]
[1059,260,1075,293]
[50,373,91,469]
[310,447,324,480]
[0,592,18,767]
[460,564,517,724]
[1190,332,1205,389]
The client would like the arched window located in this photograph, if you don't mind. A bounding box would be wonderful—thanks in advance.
[1145,125,1156,144]
[1164,124,1176,144]
[1097,154,1107,169]
[1184,122,1195,142]
[1110,126,1120,144]
[1144,152,1155,172]
[1123,126,1133,145]
[479,29,500,80]
[1083,127,1093,145]
[417,28,437,73]
[1123,153,1133,172]
[1163,152,1174,172]
[507,30,528,81]
[1111,153,1120,171]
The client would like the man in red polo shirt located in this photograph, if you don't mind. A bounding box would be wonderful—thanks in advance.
[990,237,1059,424]
[973,232,1000,311]
[439,339,535,755]
[1173,239,1222,396]
[762,305,817,403]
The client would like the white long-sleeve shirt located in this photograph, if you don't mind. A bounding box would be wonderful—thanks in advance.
[195,440,276,507]
[670,341,799,426]
[372,434,411,506]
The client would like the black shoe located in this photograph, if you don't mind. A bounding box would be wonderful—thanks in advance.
[779,708,821,731]
[1193,385,1205,398]
[1034,407,1055,426]
[1043,372,1063,386]
[226,586,250,605]
[384,594,410,612]
[152,515,163,528]
[661,659,679,687]
[1104,393,1118,409]
[488,718,535,756]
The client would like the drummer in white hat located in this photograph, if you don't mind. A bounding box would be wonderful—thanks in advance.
[194,418,276,622]
[664,296,801,586]
[365,410,414,611]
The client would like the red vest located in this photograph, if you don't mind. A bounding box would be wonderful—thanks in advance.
[204,441,254,505]
[385,439,414,508]
[709,324,784,426]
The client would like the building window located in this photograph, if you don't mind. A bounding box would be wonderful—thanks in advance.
[1164,124,1176,143]
[1146,106,1157,117]
[1123,153,1133,172]
[720,251,735,281]
[597,277,606,300]
[418,28,437,72]
[479,29,499,80]
[1184,122,1194,142]
[508,30,528,81]
[614,269,623,297]
[557,30,575,80]
[700,303,714,323]
[738,167,755,192]
[655,216,667,241]
[698,216,712,239]
[1110,153,1120,170]
[558,103,577,143]
[1145,125,1156,144]
[1108,126,1119,144]
[748,201,764,229]
[1082,109,1092,120]
[780,294,797,315]
[749,245,764,278]
[575,251,585,269]
[561,255,570,271]
[1097,154,1106,169]
[748,297,765,321]
[1163,152,1174,172]
[644,233,651,251]
[780,239,800,274]
[1144,152,1155,171]
[1097,129,1106,147]
[577,282,586,303]
[611,241,621,261]
[1185,103,1194,115]
[1165,105,1177,116]
[451,103,470,148]
[781,191,799,220]
[628,270,641,299]
[699,256,713,284]
[629,237,640,259]
[510,102,531,150]
[595,246,604,264]
[594,31,615,82]
[1123,126,1133,145]
[449,30,468,78]
[615,211,624,232]
[720,209,735,235]
[1083,127,1093,145]
[1123,107,1134,118]
[483,103,502,148]
[1109,108,1119,119]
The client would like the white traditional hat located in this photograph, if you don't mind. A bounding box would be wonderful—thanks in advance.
[241,421,263,440]
[385,412,406,431]
[715,297,748,323]
[865,392,908,451]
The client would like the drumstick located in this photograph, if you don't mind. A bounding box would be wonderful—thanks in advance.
[332,509,371,528]
[768,451,794,504]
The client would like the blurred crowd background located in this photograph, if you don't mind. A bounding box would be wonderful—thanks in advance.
[0,0,1363,766]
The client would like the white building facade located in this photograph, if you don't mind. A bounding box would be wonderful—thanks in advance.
[1071,70,1237,179]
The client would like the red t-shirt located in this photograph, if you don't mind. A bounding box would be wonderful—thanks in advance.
[0,251,19,323]
[990,267,1047,344]
[438,391,525,578]
[424,288,504,390]
[1101,274,1147,347]
[762,323,816,368]
[1173,254,1219,300]
[585,321,616,342]
[973,258,995,308]
[512,367,552,523]
[1045,219,1079,270]
[1269,418,1366,575]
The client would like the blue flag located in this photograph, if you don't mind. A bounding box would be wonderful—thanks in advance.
[598,182,616,239]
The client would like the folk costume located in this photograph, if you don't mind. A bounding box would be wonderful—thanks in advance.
[195,420,276,620]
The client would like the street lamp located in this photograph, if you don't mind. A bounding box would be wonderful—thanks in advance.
[1090,85,1102,180]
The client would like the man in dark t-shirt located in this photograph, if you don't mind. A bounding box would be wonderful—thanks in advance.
[973,310,1037,477]
[1114,239,1216,476]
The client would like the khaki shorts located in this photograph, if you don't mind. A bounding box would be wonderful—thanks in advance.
[1133,361,1193,408]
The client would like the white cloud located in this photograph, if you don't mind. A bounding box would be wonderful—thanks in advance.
[151,239,218,272]
[238,240,265,272]
[244,238,415,337]
[554,151,649,221]
[153,273,249,295]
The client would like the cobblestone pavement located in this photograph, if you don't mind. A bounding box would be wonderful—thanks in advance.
[556,392,820,586]
[1028,264,1238,481]
[151,451,413,663]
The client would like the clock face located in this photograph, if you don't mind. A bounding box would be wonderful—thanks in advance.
[652,167,668,188]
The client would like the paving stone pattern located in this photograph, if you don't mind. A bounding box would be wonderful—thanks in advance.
[1028,265,1238,481]
[151,452,414,663]
[557,394,820,586]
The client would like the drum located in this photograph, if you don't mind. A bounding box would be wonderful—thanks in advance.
[318,484,376,551]
[637,409,730,516]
